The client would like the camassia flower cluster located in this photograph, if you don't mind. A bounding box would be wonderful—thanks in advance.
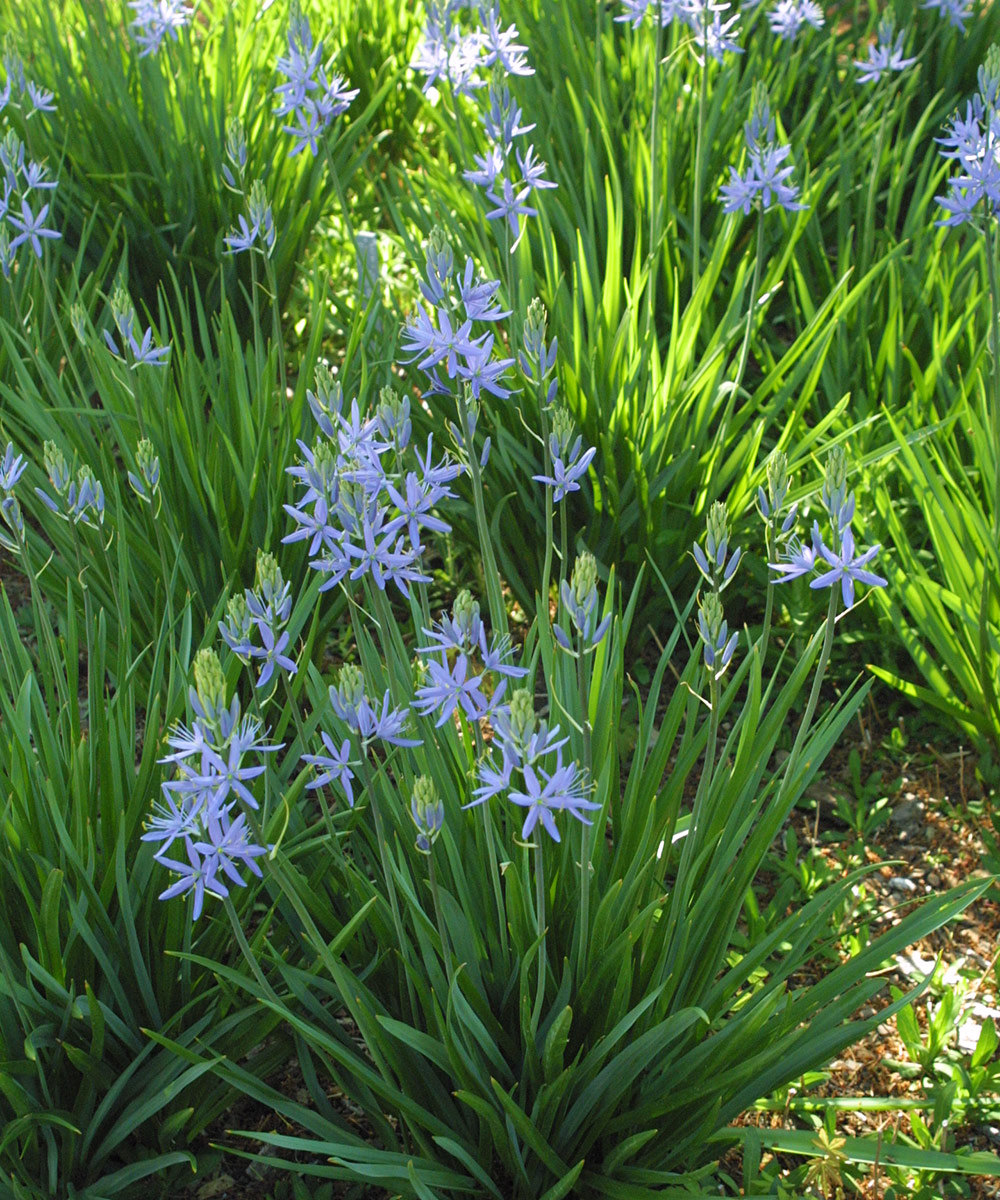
[853,15,916,85]
[616,0,743,64]
[128,0,193,57]
[936,49,1000,228]
[414,588,527,726]
[283,362,462,598]
[0,125,60,278]
[401,228,515,407]
[143,650,277,920]
[468,687,598,842]
[219,550,298,691]
[720,87,807,216]
[769,445,887,608]
[274,2,358,158]
[412,3,555,251]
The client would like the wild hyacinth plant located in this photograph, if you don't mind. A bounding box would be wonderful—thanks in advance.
[6,0,1000,1193]
[142,253,988,1192]
[870,45,1000,755]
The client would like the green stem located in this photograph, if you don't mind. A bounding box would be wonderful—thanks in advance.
[643,0,666,351]
[575,644,592,973]
[224,894,280,1004]
[262,252,288,411]
[456,387,507,638]
[559,502,569,590]
[38,264,89,400]
[693,671,721,842]
[980,222,1000,731]
[428,853,453,989]
[531,843,547,1028]
[691,23,709,294]
[734,213,765,398]
[357,753,417,1017]
[281,669,310,761]
[759,520,778,670]
[539,397,554,610]
[472,721,509,966]
[320,134,357,248]
[777,587,840,806]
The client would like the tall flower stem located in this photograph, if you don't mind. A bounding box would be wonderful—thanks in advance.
[759,522,778,669]
[456,387,507,638]
[539,396,554,605]
[575,643,593,973]
[262,252,288,410]
[472,723,510,968]
[776,587,840,807]
[734,213,766,398]
[38,265,89,400]
[428,854,453,989]
[714,211,765,473]
[357,753,417,1017]
[224,895,280,1004]
[643,0,666,351]
[559,501,569,589]
[531,843,548,1027]
[281,670,310,761]
[979,221,1000,727]
[691,24,710,293]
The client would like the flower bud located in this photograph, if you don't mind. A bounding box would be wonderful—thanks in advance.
[43,440,70,496]
[376,386,411,450]
[451,588,481,646]
[410,775,444,854]
[129,436,160,503]
[193,648,227,722]
[333,663,365,712]
[425,226,454,294]
[225,115,248,175]
[821,445,852,532]
[508,688,536,744]
[247,179,275,254]
[523,297,547,358]
[307,362,343,437]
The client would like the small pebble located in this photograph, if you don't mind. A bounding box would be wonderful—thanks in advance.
[889,876,917,893]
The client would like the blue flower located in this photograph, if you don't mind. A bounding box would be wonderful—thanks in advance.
[767,0,824,40]
[720,142,806,215]
[508,758,599,843]
[921,0,972,31]
[151,678,277,920]
[810,525,887,609]
[303,733,357,806]
[936,84,1000,227]
[7,196,60,257]
[769,523,823,584]
[682,0,743,64]
[414,653,498,726]
[329,674,422,750]
[534,407,596,503]
[128,0,193,57]
[274,4,358,157]
[554,552,612,650]
[0,442,26,492]
[250,624,297,691]
[854,17,916,84]
[697,592,738,679]
[103,293,170,368]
